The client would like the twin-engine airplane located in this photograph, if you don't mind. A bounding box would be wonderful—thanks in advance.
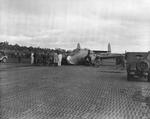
[66,43,124,65]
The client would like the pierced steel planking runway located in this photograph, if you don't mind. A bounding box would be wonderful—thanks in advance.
[0,64,150,119]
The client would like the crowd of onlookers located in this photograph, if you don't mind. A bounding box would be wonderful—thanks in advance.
[10,50,68,66]
[30,51,68,66]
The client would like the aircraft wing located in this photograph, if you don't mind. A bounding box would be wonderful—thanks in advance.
[97,53,124,59]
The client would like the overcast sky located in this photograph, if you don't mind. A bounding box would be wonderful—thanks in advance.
[0,0,150,52]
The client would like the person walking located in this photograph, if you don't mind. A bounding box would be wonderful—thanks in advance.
[58,53,63,66]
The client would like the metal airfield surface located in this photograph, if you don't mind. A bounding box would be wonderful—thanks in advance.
[0,64,150,119]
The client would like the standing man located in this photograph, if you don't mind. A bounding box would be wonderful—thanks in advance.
[18,52,21,63]
[34,52,37,64]
[53,52,58,66]
[84,50,91,65]
[31,52,34,64]
[58,52,63,66]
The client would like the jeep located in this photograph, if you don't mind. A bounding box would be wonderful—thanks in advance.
[125,52,150,82]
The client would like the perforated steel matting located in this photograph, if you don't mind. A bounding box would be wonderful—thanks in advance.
[0,66,150,119]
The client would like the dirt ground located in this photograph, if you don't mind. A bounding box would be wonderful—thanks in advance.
[0,64,150,119]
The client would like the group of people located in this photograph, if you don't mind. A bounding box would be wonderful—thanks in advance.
[31,52,63,66]
[53,52,63,66]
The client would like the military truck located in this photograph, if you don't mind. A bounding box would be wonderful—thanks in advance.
[125,51,150,82]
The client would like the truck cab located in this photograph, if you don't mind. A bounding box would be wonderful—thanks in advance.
[125,52,150,82]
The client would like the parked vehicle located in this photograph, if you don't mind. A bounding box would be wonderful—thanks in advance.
[0,51,8,63]
[125,52,150,82]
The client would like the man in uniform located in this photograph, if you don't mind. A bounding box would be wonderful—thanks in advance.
[58,52,63,66]
[31,52,34,64]
[53,52,58,66]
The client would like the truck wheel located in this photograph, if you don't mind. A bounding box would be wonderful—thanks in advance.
[2,58,7,63]
[127,73,131,81]
[148,73,150,82]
